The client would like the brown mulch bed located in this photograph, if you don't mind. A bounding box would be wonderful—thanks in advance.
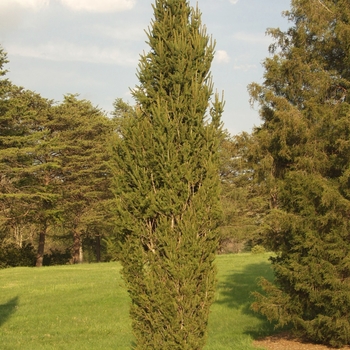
[253,332,350,350]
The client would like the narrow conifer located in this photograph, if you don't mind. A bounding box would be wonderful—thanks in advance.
[112,1,223,348]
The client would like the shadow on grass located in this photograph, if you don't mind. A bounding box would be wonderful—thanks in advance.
[0,296,19,327]
[215,260,279,338]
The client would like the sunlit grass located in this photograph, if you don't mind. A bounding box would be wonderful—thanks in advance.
[0,253,274,349]
[205,254,274,350]
[0,264,131,350]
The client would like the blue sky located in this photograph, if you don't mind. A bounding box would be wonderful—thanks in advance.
[0,0,291,135]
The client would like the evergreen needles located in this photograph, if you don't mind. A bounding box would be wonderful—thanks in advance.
[111,1,224,349]
[249,0,350,347]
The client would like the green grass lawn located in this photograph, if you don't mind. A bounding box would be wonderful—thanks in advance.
[0,253,274,350]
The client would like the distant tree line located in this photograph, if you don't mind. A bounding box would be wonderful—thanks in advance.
[0,48,118,267]
[0,45,256,269]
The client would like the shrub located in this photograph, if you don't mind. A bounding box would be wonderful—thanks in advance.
[0,243,36,268]
[251,245,266,254]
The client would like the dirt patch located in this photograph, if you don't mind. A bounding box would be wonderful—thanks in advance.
[253,332,350,350]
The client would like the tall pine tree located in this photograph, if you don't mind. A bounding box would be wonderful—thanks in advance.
[0,48,59,266]
[51,94,113,264]
[111,1,223,348]
[249,0,350,346]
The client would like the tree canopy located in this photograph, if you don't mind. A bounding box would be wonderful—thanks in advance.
[0,49,115,266]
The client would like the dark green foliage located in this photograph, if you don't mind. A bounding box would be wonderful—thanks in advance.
[0,243,35,268]
[249,0,350,347]
[0,80,59,267]
[51,94,114,264]
[0,47,115,266]
[43,248,71,266]
[111,1,223,349]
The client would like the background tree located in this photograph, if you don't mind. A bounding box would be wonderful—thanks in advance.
[0,48,60,267]
[249,0,350,346]
[51,94,114,264]
[218,132,268,253]
[0,47,116,267]
[111,0,224,348]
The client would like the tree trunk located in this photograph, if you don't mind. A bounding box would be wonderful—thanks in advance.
[96,234,101,262]
[36,224,46,267]
[14,224,23,248]
[72,230,83,264]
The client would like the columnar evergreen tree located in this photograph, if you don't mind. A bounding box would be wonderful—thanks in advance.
[112,1,223,348]
[249,0,350,346]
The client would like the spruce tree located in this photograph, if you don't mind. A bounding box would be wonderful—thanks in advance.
[111,1,223,348]
[249,0,350,346]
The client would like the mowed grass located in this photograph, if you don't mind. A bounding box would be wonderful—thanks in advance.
[0,253,274,350]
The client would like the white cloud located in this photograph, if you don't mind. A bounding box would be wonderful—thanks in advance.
[7,42,138,66]
[215,50,230,64]
[233,64,257,71]
[0,0,49,32]
[59,0,136,13]
[0,0,135,12]
[230,0,239,4]
[0,0,49,10]
[232,32,271,45]
[93,23,144,41]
